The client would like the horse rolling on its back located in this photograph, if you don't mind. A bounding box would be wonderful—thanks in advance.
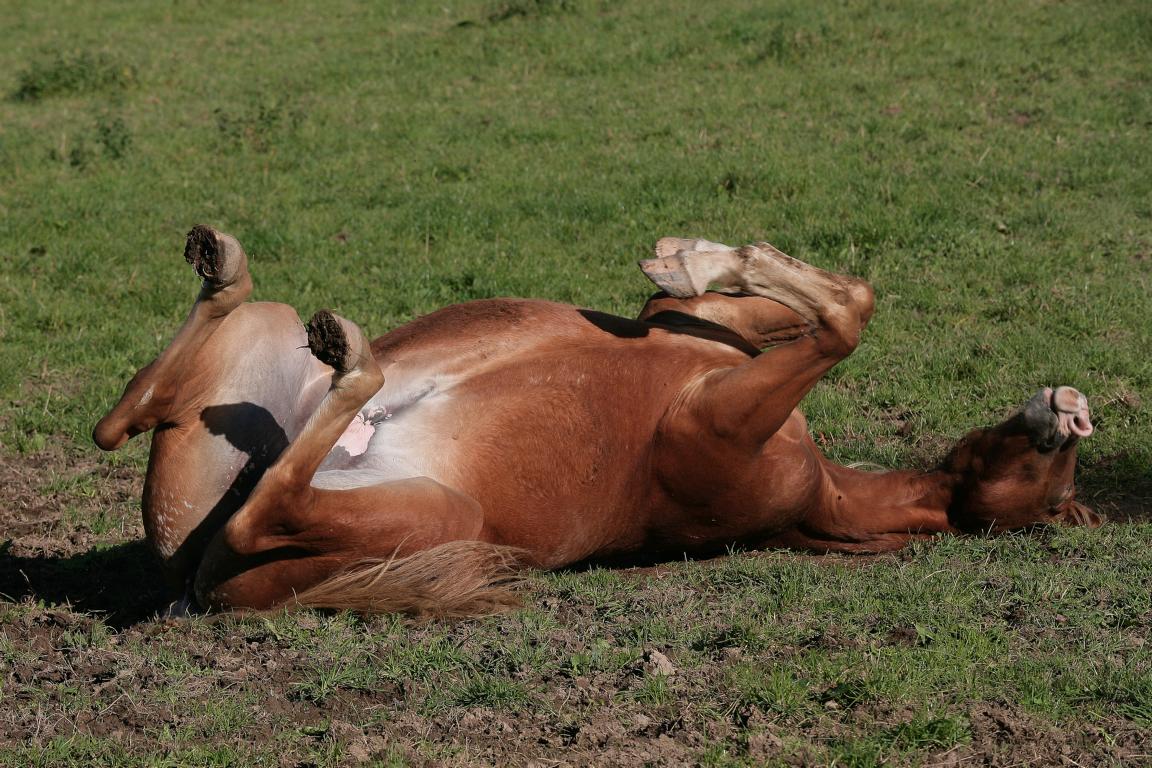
[93,227,1100,616]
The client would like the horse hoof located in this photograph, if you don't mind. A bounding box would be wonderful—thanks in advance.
[184,225,251,294]
[641,238,744,298]
[638,253,703,298]
[305,309,353,372]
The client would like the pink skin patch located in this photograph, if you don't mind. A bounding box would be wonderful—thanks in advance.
[335,413,377,457]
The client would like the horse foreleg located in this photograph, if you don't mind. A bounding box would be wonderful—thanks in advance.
[648,240,874,453]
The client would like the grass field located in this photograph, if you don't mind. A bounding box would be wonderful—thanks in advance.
[1,0,1150,765]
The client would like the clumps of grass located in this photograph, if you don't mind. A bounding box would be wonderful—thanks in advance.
[887,715,970,750]
[828,715,970,765]
[822,677,879,710]
[214,99,303,153]
[444,675,531,709]
[435,272,495,304]
[290,659,379,704]
[487,0,577,24]
[1092,668,1152,725]
[48,114,132,170]
[726,663,810,719]
[631,674,672,707]
[691,619,768,655]
[95,116,131,159]
[13,51,136,102]
[565,637,632,677]
[721,17,830,65]
[758,23,818,64]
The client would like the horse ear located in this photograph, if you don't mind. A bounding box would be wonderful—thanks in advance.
[1058,501,1104,528]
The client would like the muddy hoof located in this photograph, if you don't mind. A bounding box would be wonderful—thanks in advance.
[184,225,250,296]
[185,225,223,281]
[306,309,353,373]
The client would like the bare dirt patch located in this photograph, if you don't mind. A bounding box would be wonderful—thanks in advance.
[0,449,162,626]
[2,448,1149,766]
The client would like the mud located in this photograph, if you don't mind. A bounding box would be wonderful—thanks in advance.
[0,449,162,626]
[306,309,353,373]
[184,224,220,280]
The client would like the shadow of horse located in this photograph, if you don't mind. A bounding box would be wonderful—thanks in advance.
[0,539,166,628]
[0,401,292,628]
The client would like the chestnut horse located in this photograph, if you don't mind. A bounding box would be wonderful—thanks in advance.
[94,228,1100,616]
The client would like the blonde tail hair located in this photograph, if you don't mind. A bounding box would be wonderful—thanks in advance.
[288,540,528,619]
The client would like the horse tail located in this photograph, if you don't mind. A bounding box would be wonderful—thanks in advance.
[287,540,528,619]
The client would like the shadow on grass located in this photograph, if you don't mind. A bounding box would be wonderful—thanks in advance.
[0,540,167,628]
[1079,452,1152,523]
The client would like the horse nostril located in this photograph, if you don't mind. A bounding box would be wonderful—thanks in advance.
[1070,414,1094,437]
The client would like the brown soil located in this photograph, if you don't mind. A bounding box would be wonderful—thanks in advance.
[1,448,1148,766]
[0,448,164,626]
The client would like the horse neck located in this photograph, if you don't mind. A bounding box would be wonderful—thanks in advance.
[798,461,961,552]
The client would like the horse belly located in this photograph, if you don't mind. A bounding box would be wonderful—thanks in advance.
[311,372,462,489]
[434,351,690,563]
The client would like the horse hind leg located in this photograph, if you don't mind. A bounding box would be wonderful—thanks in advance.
[193,312,516,615]
[637,291,811,351]
[94,227,320,606]
[94,226,254,450]
[193,476,515,616]
[220,308,386,519]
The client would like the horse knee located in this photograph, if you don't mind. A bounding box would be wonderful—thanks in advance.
[847,279,875,327]
[819,277,874,357]
[221,501,282,557]
[220,514,259,557]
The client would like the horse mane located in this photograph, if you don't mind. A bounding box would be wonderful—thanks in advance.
[286,540,529,619]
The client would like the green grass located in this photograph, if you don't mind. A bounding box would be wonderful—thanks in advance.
[1,0,1150,765]
[0,528,1149,764]
[1,0,1149,471]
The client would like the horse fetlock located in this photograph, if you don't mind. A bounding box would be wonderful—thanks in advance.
[739,244,873,352]
[842,278,875,326]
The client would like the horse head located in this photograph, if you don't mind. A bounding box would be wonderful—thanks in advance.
[945,386,1101,532]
